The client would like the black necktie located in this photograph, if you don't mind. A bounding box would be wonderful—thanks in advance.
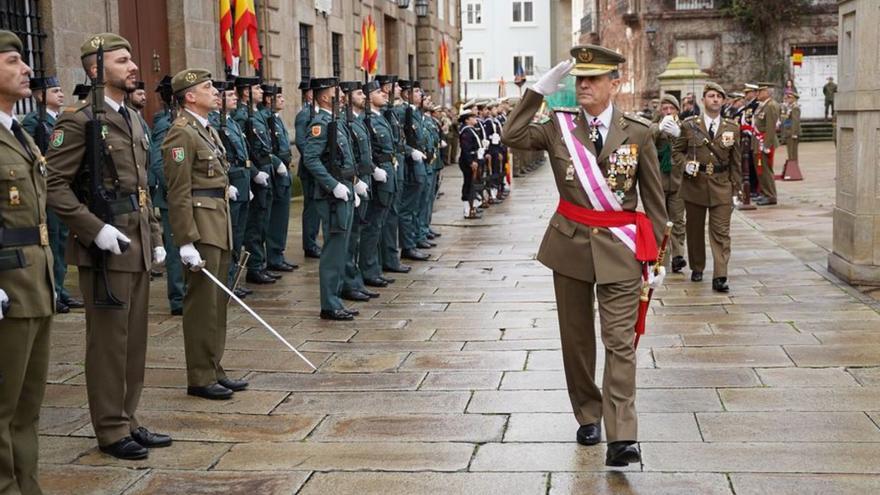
[590,118,604,156]
[10,120,34,160]
[708,121,715,139]
[118,105,132,130]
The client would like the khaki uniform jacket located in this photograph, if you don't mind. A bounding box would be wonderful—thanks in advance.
[502,89,667,284]
[754,98,780,149]
[161,111,232,251]
[650,123,683,194]
[673,116,742,208]
[46,99,162,272]
[0,125,54,317]
[782,104,801,139]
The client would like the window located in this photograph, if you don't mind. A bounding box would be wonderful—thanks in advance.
[676,38,715,69]
[299,24,312,81]
[513,55,534,76]
[1,0,45,115]
[465,2,482,25]
[331,33,342,78]
[512,1,534,23]
[675,0,714,9]
[439,0,446,21]
[467,56,483,80]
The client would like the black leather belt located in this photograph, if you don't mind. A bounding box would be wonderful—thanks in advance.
[699,163,728,175]
[108,194,139,215]
[373,153,395,163]
[0,224,49,248]
[192,188,226,198]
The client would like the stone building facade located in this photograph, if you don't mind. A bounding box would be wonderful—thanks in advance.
[577,0,838,113]
[7,0,461,124]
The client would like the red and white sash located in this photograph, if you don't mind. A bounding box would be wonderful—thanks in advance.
[556,112,637,254]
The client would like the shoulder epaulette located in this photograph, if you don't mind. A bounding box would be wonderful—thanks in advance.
[65,102,90,114]
[623,112,651,127]
[173,116,188,128]
[682,115,699,123]
[551,107,578,114]
[536,115,551,124]
[723,117,736,125]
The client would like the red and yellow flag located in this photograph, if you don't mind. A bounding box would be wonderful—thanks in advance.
[233,0,262,68]
[437,38,453,88]
[219,0,234,67]
[360,15,378,74]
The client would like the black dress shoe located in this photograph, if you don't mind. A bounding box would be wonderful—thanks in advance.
[267,263,295,272]
[384,265,411,273]
[402,249,429,261]
[150,270,164,278]
[416,240,433,249]
[239,286,253,295]
[671,256,687,273]
[426,232,436,240]
[131,426,172,448]
[364,277,389,288]
[55,300,70,314]
[691,271,703,282]
[247,271,276,284]
[712,277,730,293]
[187,383,233,400]
[63,297,84,309]
[341,290,370,302]
[264,270,283,280]
[756,197,777,206]
[576,423,602,446]
[379,275,396,284]
[344,308,360,316]
[219,377,249,391]
[606,441,641,467]
[233,288,248,299]
[283,261,299,270]
[304,248,322,259]
[359,288,380,298]
[99,437,148,460]
[171,307,183,316]
[429,229,441,238]
[320,309,354,321]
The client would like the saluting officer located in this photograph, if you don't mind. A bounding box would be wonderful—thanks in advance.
[652,94,687,273]
[162,68,246,400]
[46,33,170,460]
[302,77,359,320]
[295,78,322,259]
[673,82,742,293]
[0,31,55,495]
[502,45,666,467]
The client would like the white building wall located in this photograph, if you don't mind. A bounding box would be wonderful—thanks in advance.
[459,0,552,99]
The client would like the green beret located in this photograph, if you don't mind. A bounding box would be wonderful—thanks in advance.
[703,82,726,97]
[660,94,680,111]
[80,33,132,58]
[569,44,625,77]
[171,68,212,94]
[0,30,22,54]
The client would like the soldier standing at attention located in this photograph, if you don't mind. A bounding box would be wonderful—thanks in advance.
[302,77,359,321]
[392,80,430,262]
[754,82,779,206]
[377,75,411,274]
[0,30,55,494]
[458,109,483,219]
[47,33,170,460]
[651,94,687,273]
[674,83,742,293]
[261,84,298,273]
[295,79,322,259]
[502,45,667,466]
[782,92,801,167]
[22,76,84,313]
[162,69,246,400]
[823,76,836,120]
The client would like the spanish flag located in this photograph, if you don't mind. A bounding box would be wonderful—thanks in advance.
[359,15,378,74]
[219,0,234,67]
[437,38,453,88]
[233,0,262,68]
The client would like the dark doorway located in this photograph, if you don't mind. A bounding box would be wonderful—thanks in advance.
[118,0,171,125]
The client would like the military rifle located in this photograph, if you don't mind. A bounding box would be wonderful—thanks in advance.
[34,79,49,153]
[212,80,235,155]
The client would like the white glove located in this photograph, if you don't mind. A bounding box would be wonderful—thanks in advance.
[372,167,388,182]
[532,59,575,96]
[440,140,448,148]
[660,115,681,138]
[254,171,270,186]
[227,185,239,201]
[249,190,254,201]
[276,163,289,176]
[792,135,798,140]
[94,224,131,255]
[354,193,361,208]
[685,162,698,176]
[179,243,203,268]
[761,146,771,154]
[411,150,426,162]
[332,182,350,201]
[648,266,666,290]
[0,288,8,320]
[354,180,369,197]
[153,246,166,265]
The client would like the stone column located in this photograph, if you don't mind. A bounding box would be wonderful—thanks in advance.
[828,0,880,285]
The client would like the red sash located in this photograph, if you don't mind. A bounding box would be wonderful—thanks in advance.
[556,198,659,262]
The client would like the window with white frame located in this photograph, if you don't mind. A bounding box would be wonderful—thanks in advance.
[512,1,534,23]
[468,56,483,80]
[465,2,482,26]
[439,0,446,20]
[676,38,715,69]
[513,55,534,76]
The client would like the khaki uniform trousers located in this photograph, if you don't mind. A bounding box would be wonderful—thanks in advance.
[757,149,777,201]
[786,137,798,161]
[553,272,640,442]
[664,190,686,268]
[0,316,51,495]
[79,269,149,447]
[182,243,231,387]
[685,201,733,278]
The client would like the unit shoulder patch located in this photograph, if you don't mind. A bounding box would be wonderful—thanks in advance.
[311,124,323,137]
[171,147,185,162]
[623,113,651,127]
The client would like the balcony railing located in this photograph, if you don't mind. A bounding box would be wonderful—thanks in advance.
[676,0,714,9]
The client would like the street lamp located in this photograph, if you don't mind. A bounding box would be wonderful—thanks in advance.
[396,0,411,8]
[415,0,429,17]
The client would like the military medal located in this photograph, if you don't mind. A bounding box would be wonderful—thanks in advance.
[589,124,599,143]
[208,163,215,177]
[9,186,20,206]
[565,162,575,181]
[38,156,48,177]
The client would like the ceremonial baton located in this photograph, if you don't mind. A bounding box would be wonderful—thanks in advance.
[197,266,318,370]
[634,221,673,349]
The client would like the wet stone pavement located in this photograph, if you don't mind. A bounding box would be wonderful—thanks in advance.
[40,142,880,494]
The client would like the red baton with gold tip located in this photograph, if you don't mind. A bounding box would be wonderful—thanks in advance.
[634,221,673,349]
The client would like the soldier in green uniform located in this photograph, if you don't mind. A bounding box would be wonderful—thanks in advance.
[391,80,430,261]
[162,68,246,400]
[233,78,279,284]
[295,79,322,259]
[209,80,253,299]
[651,94,686,273]
[417,101,442,248]
[339,81,378,301]
[376,75,411,274]
[47,33,170,460]
[782,91,801,166]
[302,77,359,320]
[22,76,84,313]
[754,82,779,206]
[261,84,297,272]
[0,31,55,494]
[148,76,186,314]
